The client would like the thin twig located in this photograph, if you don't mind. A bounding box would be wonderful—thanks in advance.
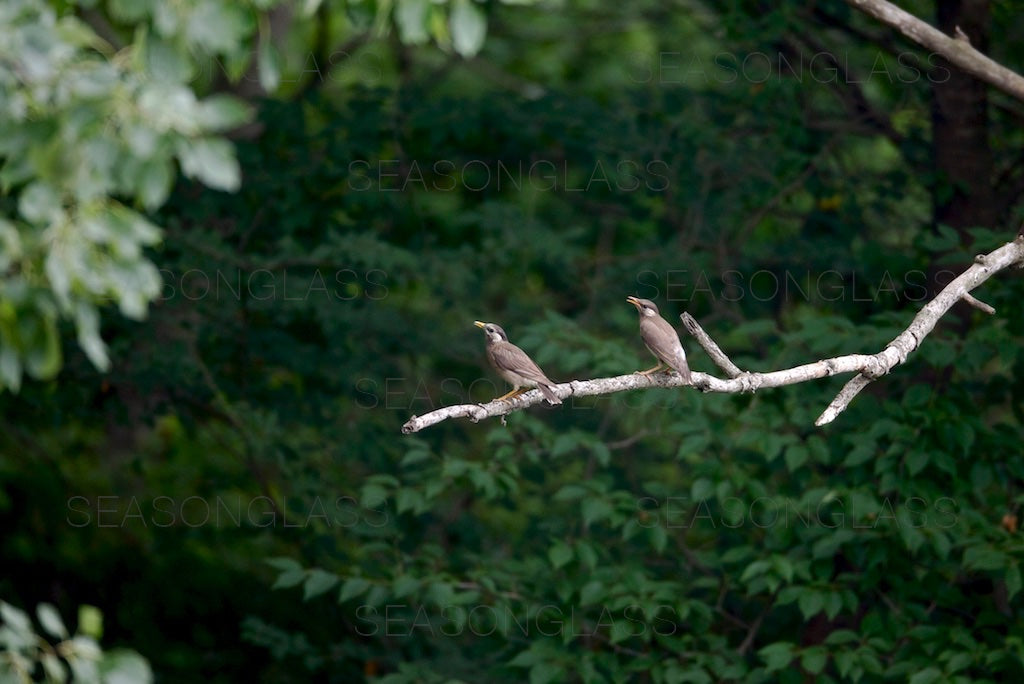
[737,591,778,655]
[680,313,743,378]
[961,292,996,314]
[607,431,652,450]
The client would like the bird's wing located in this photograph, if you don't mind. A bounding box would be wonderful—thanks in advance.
[642,317,688,371]
[491,343,554,384]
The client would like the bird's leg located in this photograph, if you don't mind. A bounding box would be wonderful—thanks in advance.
[635,363,665,376]
[494,387,525,402]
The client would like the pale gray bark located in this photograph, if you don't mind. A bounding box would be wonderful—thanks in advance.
[845,0,1024,101]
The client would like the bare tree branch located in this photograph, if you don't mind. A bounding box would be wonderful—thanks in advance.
[401,238,1024,434]
[816,238,1023,424]
[845,0,1024,102]
[680,313,743,378]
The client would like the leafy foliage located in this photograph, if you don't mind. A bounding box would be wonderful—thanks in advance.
[0,601,151,683]
[3,0,1024,682]
[0,0,266,390]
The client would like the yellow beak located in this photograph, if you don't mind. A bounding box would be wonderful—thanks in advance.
[474,321,486,329]
[626,296,641,308]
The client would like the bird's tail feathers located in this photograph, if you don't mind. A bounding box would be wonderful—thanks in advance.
[539,382,562,405]
[675,360,692,385]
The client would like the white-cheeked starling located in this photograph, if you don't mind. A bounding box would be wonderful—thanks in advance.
[474,321,562,405]
[626,296,692,384]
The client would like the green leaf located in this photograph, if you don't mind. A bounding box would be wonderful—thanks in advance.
[835,650,856,678]
[68,648,101,682]
[396,0,430,44]
[138,159,174,210]
[70,635,102,660]
[963,545,1007,571]
[801,646,827,675]
[176,138,241,191]
[265,557,302,572]
[581,498,612,526]
[798,590,824,619]
[360,483,388,508]
[739,559,770,583]
[784,445,808,472]
[400,445,432,467]
[450,0,487,57]
[824,592,842,620]
[303,569,339,600]
[99,649,153,684]
[529,662,565,684]
[271,568,306,590]
[648,524,667,554]
[258,38,280,92]
[37,603,68,640]
[197,95,253,131]
[425,582,454,607]
[509,648,542,668]
[690,478,713,501]
[609,617,633,644]
[921,223,960,252]
[301,0,324,17]
[950,421,975,455]
[0,602,32,635]
[393,575,420,598]
[186,0,249,53]
[143,38,194,83]
[441,458,469,478]
[574,541,598,571]
[903,383,931,408]
[1006,564,1021,601]
[339,577,371,602]
[775,586,801,606]
[771,555,795,583]
[908,667,943,684]
[930,529,952,560]
[23,309,61,379]
[897,508,925,554]
[824,629,859,645]
[41,652,67,684]
[78,605,103,639]
[578,580,605,606]
[548,541,573,569]
[551,432,579,457]
[109,0,153,22]
[0,219,21,270]
[0,346,22,392]
[591,441,611,467]
[18,182,61,224]
[943,651,973,674]
[843,443,874,467]
[553,484,588,502]
[906,450,929,476]
[759,642,795,672]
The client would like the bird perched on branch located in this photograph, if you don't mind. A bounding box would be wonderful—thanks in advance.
[626,296,691,384]
[474,321,562,405]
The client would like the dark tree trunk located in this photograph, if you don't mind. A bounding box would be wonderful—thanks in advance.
[931,0,995,238]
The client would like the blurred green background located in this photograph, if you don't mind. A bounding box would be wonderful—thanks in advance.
[3,0,1024,681]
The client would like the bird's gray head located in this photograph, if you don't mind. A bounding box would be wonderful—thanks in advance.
[474,321,508,344]
[626,296,660,318]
